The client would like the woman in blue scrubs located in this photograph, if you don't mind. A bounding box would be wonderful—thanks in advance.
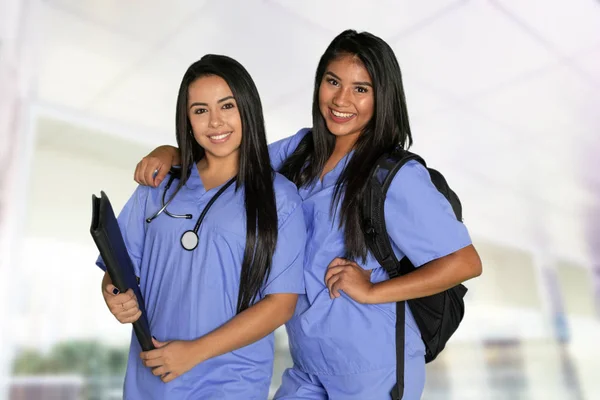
[97,54,306,399]
[134,30,482,399]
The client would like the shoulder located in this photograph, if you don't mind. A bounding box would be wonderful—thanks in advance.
[395,159,430,179]
[386,159,432,195]
[385,159,458,221]
[385,158,455,215]
[269,127,311,153]
[272,173,302,224]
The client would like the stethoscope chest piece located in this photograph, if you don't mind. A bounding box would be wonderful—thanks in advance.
[148,168,236,252]
[181,230,199,251]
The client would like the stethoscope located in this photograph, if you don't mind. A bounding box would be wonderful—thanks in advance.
[145,167,236,251]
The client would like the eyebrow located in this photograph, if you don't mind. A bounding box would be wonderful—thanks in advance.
[189,95,235,108]
[325,71,372,87]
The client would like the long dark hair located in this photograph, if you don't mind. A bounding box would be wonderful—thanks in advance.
[280,30,413,261]
[174,55,277,313]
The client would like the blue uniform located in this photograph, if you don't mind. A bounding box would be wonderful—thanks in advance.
[269,129,472,400]
[96,166,306,400]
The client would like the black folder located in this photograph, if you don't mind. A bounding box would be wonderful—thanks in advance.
[90,191,154,351]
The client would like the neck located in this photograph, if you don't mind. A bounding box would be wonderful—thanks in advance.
[320,133,359,181]
[197,151,239,190]
[333,132,359,156]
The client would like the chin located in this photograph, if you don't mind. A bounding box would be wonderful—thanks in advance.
[205,146,240,159]
[326,123,358,138]
[208,149,237,159]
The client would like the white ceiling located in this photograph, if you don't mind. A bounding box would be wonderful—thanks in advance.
[34,0,600,266]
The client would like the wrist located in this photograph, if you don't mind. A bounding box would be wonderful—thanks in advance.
[190,337,211,364]
[162,145,180,164]
[365,283,380,304]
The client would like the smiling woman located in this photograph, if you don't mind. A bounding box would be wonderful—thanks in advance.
[93,54,307,399]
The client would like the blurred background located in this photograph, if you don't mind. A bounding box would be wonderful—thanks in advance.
[1,0,599,399]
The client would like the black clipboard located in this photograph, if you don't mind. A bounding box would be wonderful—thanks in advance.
[90,191,154,351]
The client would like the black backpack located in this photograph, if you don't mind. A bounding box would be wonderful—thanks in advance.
[361,149,468,400]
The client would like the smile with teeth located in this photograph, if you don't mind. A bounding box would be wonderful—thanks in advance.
[330,109,355,119]
[209,132,232,140]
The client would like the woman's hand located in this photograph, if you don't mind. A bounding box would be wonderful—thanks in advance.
[134,145,180,187]
[325,258,374,304]
[140,338,201,383]
[102,272,141,324]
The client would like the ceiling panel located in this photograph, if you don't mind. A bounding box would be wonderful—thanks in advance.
[266,0,465,39]
[491,0,600,55]
[410,106,598,214]
[471,64,599,151]
[572,43,600,86]
[454,175,592,266]
[46,0,208,42]
[91,49,186,133]
[410,107,523,175]
[38,4,150,110]
[402,79,452,117]
[394,0,556,97]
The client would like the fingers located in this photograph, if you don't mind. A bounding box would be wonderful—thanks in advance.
[134,157,164,188]
[142,357,163,368]
[104,288,136,306]
[110,302,141,320]
[152,338,169,348]
[327,257,350,268]
[140,349,163,361]
[154,165,169,187]
[162,372,176,383]
[324,265,347,283]
[138,341,177,383]
[119,296,139,310]
[149,366,173,382]
[103,283,121,297]
[134,161,143,185]
[117,309,142,324]
[138,158,158,188]
[144,161,160,188]
[326,273,343,298]
[134,159,154,186]
[103,287,140,322]
[103,284,131,298]
[151,366,167,377]
[325,265,348,286]
[111,301,140,322]
[114,303,141,319]
[330,278,344,298]
[325,261,352,299]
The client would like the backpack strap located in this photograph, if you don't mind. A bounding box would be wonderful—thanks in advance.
[362,148,425,400]
[363,149,425,277]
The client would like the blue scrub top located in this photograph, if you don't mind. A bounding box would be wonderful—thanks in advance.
[269,129,472,376]
[96,166,306,399]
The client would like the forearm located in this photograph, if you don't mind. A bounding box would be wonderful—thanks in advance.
[189,293,297,363]
[368,245,481,304]
[157,145,181,165]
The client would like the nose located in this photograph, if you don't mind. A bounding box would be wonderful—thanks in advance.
[209,110,224,128]
[332,87,351,107]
